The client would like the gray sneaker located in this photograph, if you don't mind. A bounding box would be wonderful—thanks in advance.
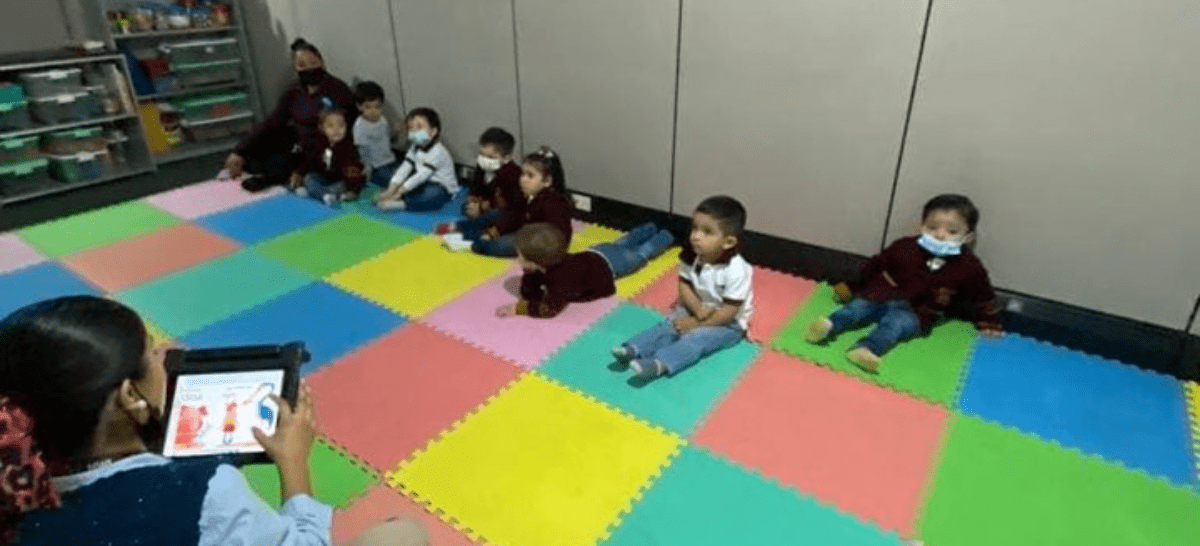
[630,359,665,380]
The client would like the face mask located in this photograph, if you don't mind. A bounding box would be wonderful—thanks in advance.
[917,231,964,257]
[297,67,326,86]
[477,155,502,172]
[408,129,431,146]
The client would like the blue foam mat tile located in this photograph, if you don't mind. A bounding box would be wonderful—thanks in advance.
[0,262,100,317]
[182,282,406,376]
[345,186,468,234]
[195,194,340,245]
[959,333,1196,487]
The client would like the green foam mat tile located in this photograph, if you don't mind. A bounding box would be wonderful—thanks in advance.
[242,438,379,509]
[18,201,181,257]
[772,283,977,406]
[256,213,421,277]
[600,446,904,545]
[920,415,1200,546]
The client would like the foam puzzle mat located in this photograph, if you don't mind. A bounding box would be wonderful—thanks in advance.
[2,181,1198,544]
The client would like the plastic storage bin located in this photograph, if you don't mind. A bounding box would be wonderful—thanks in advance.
[162,38,239,67]
[175,59,241,88]
[176,91,248,122]
[0,157,51,197]
[43,126,107,154]
[29,92,98,125]
[106,130,131,165]
[182,115,252,142]
[0,100,31,132]
[0,135,40,163]
[0,83,24,105]
[19,68,84,97]
[48,150,109,183]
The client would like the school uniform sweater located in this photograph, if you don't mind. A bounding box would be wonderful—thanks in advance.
[469,161,524,218]
[848,236,1002,332]
[515,251,615,318]
[235,76,357,158]
[490,189,573,240]
[296,134,365,193]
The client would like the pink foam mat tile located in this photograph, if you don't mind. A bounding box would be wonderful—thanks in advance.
[145,179,284,219]
[693,350,948,536]
[333,484,477,546]
[307,323,523,472]
[0,234,45,274]
[61,223,240,292]
[421,268,620,368]
[634,266,817,342]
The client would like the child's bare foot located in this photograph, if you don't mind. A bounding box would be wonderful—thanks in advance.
[806,317,832,343]
[846,346,882,374]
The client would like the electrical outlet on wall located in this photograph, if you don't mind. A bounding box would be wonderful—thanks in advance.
[572,192,592,212]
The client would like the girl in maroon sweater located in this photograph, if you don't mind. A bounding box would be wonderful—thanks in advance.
[446,146,573,257]
[293,109,365,205]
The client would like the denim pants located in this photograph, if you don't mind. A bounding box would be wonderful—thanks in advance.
[828,298,921,356]
[368,161,400,189]
[400,181,452,211]
[456,209,502,237]
[591,222,675,279]
[455,209,516,256]
[303,173,345,202]
[622,308,745,374]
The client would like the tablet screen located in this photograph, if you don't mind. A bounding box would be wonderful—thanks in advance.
[162,369,284,457]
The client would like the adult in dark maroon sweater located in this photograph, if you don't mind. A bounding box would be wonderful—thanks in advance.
[294,110,365,204]
[809,194,1002,373]
[222,39,357,192]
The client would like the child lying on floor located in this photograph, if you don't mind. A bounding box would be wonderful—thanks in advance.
[807,193,1002,373]
[495,221,675,319]
[612,196,754,382]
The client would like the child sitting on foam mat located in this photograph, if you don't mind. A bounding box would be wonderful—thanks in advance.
[807,194,1002,373]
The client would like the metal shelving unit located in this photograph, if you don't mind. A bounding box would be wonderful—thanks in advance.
[111,25,242,40]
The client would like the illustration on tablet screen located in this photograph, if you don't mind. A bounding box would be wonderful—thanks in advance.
[164,370,284,457]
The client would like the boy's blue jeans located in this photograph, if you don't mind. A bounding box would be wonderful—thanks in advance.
[302,173,345,202]
[591,222,675,279]
[368,161,400,189]
[401,181,452,211]
[828,298,921,356]
[457,209,517,257]
[622,308,744,375]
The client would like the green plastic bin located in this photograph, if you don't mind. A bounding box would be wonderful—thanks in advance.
[0,157,51,197]
[175,59,242,88]
[176,91,249,123]
[0,99,31,132]
[162,38,240,66]
[0,135,40,163]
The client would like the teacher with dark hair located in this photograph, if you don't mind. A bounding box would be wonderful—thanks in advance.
[223,38,358,192]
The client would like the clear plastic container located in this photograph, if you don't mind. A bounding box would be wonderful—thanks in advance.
[19,68,84,97]
[0,135,40,163]
[162,38,239,67]
[175,91,248,122]
[175,59,241,88]
[48,150,110,183]
[29,92,97,125]
[106,130,131,165]
[182,115,252,142]
[0,157,51,197]
[43,126,107,154]
[0,100,31,132]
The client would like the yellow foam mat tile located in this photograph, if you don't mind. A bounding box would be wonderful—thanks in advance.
[327,236,510,317]
[144,319,172,346]
[569,224,623,253]
[388,373,683,546]
[1188,382,1200,481]
[615,247,680,299]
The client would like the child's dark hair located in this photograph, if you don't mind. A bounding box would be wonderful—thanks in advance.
[290,38,323,60]
[922,194,979,231]
[523,146,567,193]
[354,81,385,104]
[695,195,747,238]
[0,297,148,466]
[405,107,441,136]
[515,223,569,268]
[479,127,515,157]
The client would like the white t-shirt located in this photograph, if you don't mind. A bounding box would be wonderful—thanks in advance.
[388,141,458,193]
[352,116,397,168]
[679,253,754,330]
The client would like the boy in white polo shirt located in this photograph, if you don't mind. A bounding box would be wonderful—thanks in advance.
[613,196,753,381]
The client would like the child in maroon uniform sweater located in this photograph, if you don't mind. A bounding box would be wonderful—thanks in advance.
[435,127,523,236]
[292,109,364,205]
[808,194,1002,373]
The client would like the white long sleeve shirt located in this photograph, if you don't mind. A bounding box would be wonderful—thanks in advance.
[388,141,458,194]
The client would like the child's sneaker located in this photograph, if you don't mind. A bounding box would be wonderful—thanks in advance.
[322,193,339,206]
[377,199,406,211]
[434,222,455,235]
[441,233,473,252]
[806,317,833,343]
[630,359,666,380]
[846,346,882,374]
[611,345,634,366]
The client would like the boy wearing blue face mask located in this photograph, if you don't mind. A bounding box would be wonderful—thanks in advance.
[807,194,1002,373]
[374,107,458,211]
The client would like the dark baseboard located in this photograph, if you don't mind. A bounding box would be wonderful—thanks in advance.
[574,191,1199,380]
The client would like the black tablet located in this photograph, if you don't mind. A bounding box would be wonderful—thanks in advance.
[161,342,309,460]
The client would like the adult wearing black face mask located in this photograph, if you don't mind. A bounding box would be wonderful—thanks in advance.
[224,38,359,192]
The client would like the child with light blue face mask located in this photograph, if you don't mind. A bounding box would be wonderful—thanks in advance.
[374,107,459,211]
[806,194,1003,373]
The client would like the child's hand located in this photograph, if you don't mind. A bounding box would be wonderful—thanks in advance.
[495,303,517,317]
[464,200,482,218]
[288,172,303,189]
[832,282,853,304]
[673,315,700,333]
[252,384,317,465]
[980,327,1002,338]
